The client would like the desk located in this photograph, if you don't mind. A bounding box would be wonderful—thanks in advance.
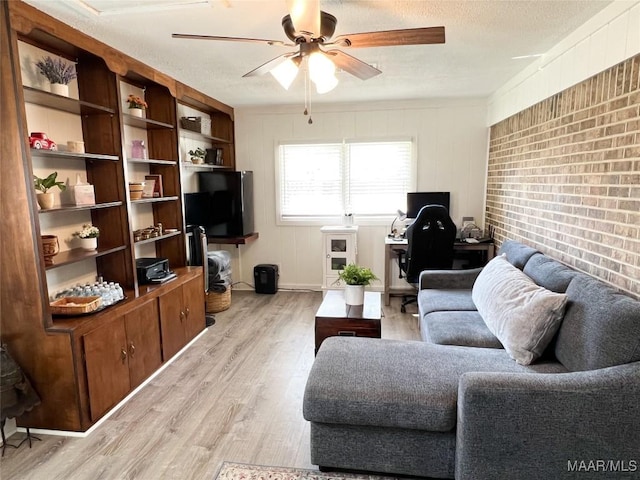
[384,238,495,306]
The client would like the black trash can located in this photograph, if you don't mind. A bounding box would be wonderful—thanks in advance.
[254,264,278,294]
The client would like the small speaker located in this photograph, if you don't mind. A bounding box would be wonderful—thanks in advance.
[254,264,279,294]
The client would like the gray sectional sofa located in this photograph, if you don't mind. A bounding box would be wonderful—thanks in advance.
[303,240,640,479]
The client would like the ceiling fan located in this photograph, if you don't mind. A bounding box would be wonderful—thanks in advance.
[172,0,445,94]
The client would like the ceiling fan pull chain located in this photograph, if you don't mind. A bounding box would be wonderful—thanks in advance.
[304,67,312,124]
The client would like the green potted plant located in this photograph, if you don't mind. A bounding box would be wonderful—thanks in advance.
[34,172,66,210]
[336,263,378,305]
[188,147,206,164]
[35,56,77,96]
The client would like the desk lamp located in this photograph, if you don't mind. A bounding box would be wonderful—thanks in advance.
[389,210,407,238]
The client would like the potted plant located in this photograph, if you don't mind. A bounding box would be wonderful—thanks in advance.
[335,263,378,305]
[126,94,148,117]
[188,147,206,164]
[34,172,66,210]
[73,224,100,250]
[35,56,77,97]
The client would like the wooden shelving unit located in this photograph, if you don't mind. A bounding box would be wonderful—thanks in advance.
[1,0,234,433]
[208,232,259,247]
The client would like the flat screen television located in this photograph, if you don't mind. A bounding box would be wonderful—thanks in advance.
[185,170,254,237]
[406,191,450,218]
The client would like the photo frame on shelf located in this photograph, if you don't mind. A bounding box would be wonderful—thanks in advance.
[145,174,163,198]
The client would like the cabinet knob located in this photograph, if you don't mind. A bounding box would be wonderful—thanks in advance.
[180,311,185,322]
[185,306,190,317]
[129,342,136,356]
[120,349,127,363]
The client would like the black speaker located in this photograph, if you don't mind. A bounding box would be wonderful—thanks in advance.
[254,264,278,294]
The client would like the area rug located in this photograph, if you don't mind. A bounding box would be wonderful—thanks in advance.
[215,462,400,480]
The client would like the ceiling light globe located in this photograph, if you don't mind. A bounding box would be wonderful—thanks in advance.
[270,58,299,90]
[309,51,336,81]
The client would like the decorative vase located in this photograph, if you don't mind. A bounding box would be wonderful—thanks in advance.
[79,237,97,250]
[41,235,59,266]
[50,83,69,97]
[129,107,144,118]
[36,192,55,210]
[131,140,146,159]
[344,285,365,306]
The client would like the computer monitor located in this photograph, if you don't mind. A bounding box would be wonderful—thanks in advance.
[406,192,450,218]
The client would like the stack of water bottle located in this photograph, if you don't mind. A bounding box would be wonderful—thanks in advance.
[54,279,124,309]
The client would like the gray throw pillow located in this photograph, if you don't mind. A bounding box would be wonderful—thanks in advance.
[472,255,568,365]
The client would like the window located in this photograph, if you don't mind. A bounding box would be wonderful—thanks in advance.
[277,139,414,223]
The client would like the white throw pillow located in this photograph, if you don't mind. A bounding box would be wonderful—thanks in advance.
[472,255,568,365]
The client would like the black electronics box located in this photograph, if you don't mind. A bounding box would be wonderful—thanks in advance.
[136,257,175,284]
[254,264,278,294]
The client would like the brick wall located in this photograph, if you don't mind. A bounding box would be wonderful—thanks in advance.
[486,54,640,298]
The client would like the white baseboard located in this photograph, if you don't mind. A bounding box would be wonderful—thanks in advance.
[16,328,209,438]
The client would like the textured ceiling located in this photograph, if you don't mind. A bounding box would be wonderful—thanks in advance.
[24,0,614,108]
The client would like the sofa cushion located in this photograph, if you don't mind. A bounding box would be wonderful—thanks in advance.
[472,255,568,365]
[421,311,503,349]
[418,289,477,316]
[523,253,577,293]
[303,337,566,433]
[497,240,539,270]
[555,274,640,372]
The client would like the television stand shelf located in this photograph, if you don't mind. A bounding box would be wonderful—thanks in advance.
[207,232,259,247]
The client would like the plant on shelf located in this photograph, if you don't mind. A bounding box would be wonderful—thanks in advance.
[35,56,77,85]
[34,171,66,193]
[34,172,66,210]
[188,147,206,164]
[73,224,100,251]
[127,94,148,109]
[73,224,100,239]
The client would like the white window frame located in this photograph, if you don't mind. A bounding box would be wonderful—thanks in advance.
[275,137,416,226]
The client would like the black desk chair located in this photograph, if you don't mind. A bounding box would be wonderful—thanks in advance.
[399,204,457,313]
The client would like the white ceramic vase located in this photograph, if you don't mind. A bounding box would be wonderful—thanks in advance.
[50,83,69,97]
[344,284,365,306]
[129,107,144,118]
[79,237,98,250]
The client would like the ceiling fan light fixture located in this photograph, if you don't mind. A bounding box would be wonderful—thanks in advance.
[313,73,338,94]
[270,57,300,90]
[308,51,338,93]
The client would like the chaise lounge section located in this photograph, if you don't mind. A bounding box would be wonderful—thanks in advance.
[303,240,640,479]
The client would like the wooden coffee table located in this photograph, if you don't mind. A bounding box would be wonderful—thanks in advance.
[314,290,382,354]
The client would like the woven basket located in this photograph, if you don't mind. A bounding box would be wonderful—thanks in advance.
[50,296,102,315]
[206,288,231,313]
[180,116,201,132]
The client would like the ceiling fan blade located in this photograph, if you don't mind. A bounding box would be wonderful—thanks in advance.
[286,0,320,37]
[172,33,293,47]
[324,50,381,81]
[332,26,445,48]
[242,52,298,77]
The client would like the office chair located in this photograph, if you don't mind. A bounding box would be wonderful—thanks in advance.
[399,204,457,313]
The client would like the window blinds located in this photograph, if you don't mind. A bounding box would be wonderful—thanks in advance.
[279,139,412,220]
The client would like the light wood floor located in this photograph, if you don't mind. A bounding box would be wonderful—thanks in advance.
[0,291,420,480]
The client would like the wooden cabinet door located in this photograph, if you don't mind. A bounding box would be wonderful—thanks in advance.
[182,274,205,343]
[158,286,186,361]
[83,317,130,421]
[125,297,162,389]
